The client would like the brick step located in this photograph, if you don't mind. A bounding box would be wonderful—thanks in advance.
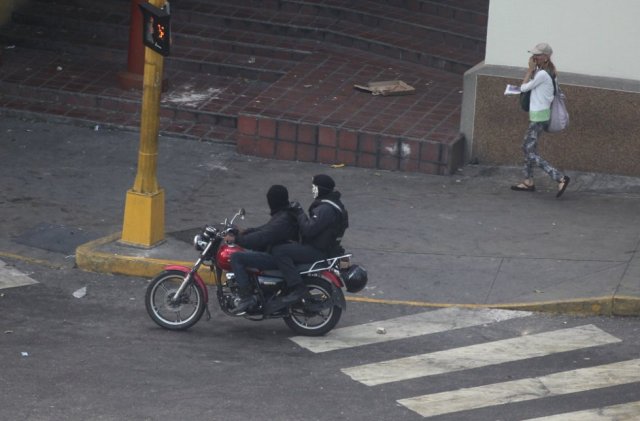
[10,1,315,59]
[36,0,488,36]
[274,0,487,44]
[413,0,489,24]
[12,0,484,73]
[16,0,489,20]
[175,3,483,73]
[176,0,488,39]
[0,83,239,144]
[0,26,292,84]
[0,21,128,63]
[236,115,464,175]
[239,45,464,137]
[5,16,303,82]
[0,47,269,134]
[38,0,484,74]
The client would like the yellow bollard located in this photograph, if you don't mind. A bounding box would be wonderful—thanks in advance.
[121,0,166,247]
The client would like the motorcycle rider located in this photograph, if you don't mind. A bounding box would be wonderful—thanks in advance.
[226,184,299,314]
[271,174,348,304]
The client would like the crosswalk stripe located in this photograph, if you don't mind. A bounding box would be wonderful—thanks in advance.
[397,359,640,418]
[0,259,38,290]
[290,307,531,353]
[342,324,620,386]
[521,400,640,420]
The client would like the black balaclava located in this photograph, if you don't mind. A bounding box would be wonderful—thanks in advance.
[312,174,335,198]
[267,184,289,214]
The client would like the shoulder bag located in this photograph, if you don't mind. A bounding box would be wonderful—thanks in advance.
[546,76,569,132]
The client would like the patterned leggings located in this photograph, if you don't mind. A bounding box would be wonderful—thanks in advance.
[522,121,563,182]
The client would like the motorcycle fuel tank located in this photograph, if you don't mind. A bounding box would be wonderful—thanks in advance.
[216,243,244,271]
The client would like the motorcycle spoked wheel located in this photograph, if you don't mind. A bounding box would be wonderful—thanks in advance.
[145,270,206,331]
[283,276,342,336]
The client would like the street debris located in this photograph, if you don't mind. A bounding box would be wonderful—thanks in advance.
[354,80,415,96]
[162,85,223,108]
[376,327,387,335]
[72,286,87,298]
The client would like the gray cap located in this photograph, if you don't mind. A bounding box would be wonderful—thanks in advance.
[529,42,553,55]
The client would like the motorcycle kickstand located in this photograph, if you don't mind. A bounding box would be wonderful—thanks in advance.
[204,304,212,321]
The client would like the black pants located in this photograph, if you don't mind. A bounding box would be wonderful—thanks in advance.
[230,251,278,293]
[271,243,325,288]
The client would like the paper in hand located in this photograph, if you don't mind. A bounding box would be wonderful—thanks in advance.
[504,84,521,95]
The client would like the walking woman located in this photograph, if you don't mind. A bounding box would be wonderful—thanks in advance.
[511,42,570,198]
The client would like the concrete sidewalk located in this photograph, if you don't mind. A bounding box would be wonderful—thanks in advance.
[2,115,640,316]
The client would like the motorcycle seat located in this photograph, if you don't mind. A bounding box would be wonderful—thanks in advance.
[259,264,313,277]
[254,255,349,277]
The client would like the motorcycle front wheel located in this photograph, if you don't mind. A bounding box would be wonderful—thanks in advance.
[145,270,206,331]
[284,277,342,336]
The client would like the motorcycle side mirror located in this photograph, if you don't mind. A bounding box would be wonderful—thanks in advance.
[230,208,245,225]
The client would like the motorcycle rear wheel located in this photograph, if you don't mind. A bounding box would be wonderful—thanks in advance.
[145,270,206,331]
[284,277,342,336]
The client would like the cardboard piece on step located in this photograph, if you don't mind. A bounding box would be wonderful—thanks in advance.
[353,80,415,96]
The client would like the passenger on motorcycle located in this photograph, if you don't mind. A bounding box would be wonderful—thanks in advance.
[226,185,299,313]
[271,174,349,304]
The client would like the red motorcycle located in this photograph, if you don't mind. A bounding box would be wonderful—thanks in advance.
[145,209,367,336]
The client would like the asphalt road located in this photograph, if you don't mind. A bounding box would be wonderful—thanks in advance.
[2,116,640,420]
[1,259,639,421]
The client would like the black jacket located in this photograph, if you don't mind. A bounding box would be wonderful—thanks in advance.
[236,208,298,252]
[296,191,348,255]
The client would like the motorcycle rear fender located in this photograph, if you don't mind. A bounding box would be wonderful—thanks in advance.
[320,270,344,289]
[164,265,209,303]
[309,271,346,310]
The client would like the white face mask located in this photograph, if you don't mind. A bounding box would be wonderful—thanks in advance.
[312,184,319,198]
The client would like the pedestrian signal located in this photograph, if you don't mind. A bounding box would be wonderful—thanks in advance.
[139,2,171,56]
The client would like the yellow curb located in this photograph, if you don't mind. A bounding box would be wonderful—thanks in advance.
[75,233,217,283]
[7,237,638,317]
[611,295,640,317]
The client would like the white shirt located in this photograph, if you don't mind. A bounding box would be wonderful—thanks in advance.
[520,69,554,112]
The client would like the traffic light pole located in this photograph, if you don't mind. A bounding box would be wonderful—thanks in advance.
[121,0,166,247]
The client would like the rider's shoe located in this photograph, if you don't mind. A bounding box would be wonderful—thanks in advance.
[231,295,256,314]
[279,284,307,304]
